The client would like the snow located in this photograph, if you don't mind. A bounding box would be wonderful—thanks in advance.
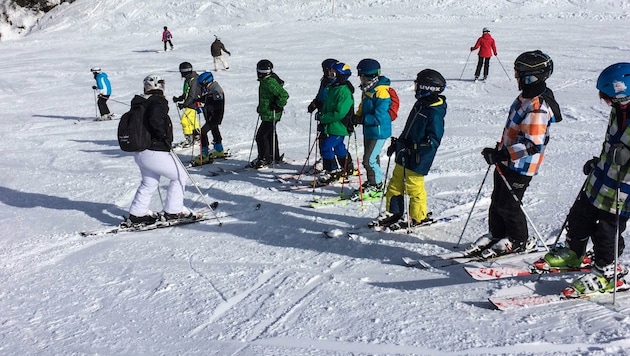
[1,0,630,354]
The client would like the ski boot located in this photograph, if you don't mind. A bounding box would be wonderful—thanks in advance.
[463,234,495,257]
[562,262,630,298]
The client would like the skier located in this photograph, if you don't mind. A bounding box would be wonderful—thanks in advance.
[126,74,191,226]
[316,61,355,185]
[172,62,202,148]
[372,69,447,229]
[193,71,227,166]
[465,50,562,259]
[350,58,393,200]
[162,26,174,51]
[469,27,497,82]
[211,36,231,71]
[536,63,630,296]
[249,59,289,169]
[307,59,356,176]
[91,67,113,121]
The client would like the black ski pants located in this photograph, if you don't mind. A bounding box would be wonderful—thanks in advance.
[488,165,532,244]
[566,191,627,267]
[256,121,280,162]
[474,56,490,79]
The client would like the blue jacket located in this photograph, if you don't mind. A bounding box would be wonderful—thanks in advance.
[357,76,392,140]
[94,72,112,96]
[394,96,447,175]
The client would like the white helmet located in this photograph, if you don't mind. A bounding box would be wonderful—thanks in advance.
[143,74,165,93]
[90,67,101,73]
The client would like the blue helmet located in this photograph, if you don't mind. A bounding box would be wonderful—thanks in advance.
[597,63,630,104]
[330,62,352,83]
[357,58,381,77]
[198,71,214,86]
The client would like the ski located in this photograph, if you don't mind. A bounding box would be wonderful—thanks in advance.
[402,257,433,269]
[464,265,592,281]
[403,246,549,269]
[188,150,233,167]
[370,214,460,233]
[81,202,222,237]
[489,288,630,311]
[309,194,380,208]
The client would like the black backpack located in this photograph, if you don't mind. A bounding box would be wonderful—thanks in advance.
[117,95,152,152]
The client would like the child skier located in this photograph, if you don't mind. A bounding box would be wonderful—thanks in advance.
[470,27,497,82]
[351,58,393,200]
[316,61,355,185]
[465,50,562,259]
[91,67,113,121]
[535,62,630,297]
[249,59,289,169]
[172,62,202,148]
[192,71,227,165]
[371,69,446,229]
[162,26,174,51]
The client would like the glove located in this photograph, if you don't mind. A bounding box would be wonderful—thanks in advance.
[177,103,185,110]
[386,137,400,157]
[307,101,317,113]
[481,147,508,165]
[610,143,630,166]
[271,104,283,113]
[582,156,598,175]
[470,47,475,51]
[351,115,364,125]
[172,96,180,103]
[92,85,97,90]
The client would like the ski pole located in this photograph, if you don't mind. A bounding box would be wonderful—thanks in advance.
[353,130,364,210]
[379,140,394,215]
[614,166,622,305]
[339,135,353,196]
[454,165,491,248]
[296,131,320,181]
[308,112,313,161]
[169,149,222,225]
[459,51,473,80]
[272,112,277,172]
[248,115,260,165]
[495,55,512,81]
[401,155,412,233]
[551,175,590,248]
[108,97,131,106]
[93,89,99,119]
[494,164,548,251]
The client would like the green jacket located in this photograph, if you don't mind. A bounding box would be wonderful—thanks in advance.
[257,75,289,122]
[319,83,354,137]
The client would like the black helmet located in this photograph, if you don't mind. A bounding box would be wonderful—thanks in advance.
[257,59,273,78]
[179,62,193,77]
[321,58,338,74]
[415,69,446,99]
[514,50,553,87]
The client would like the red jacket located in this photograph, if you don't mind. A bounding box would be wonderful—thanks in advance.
[471,33,497,58]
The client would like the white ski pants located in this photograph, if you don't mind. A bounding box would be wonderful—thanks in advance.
[129,150,188,216]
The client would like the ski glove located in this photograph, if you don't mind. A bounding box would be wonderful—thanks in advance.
[307,101,317,113]
[610,143,630,166]
[92,85,97,90]
[582,156,598,175]
[351,115,364,125]
[481,147,508,165]
[177,103,185,110]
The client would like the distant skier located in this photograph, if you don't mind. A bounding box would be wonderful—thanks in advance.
[249,59,289,169]
[470,27,497,82]
[211,36,231,71]
[536,63,630,297]
[465,50,562,259]
[192,71,228,166]
[90,67,113,121]
[162,26,174,51]
[371,69,447,229]
[172,62,202,148]
[126,74,192,226]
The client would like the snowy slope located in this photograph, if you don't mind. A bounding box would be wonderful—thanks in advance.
[1,0,630,355]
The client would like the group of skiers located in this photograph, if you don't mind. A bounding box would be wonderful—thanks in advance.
[91,24,630,298]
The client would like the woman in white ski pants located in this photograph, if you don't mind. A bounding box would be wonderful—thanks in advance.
[129,150,187,216]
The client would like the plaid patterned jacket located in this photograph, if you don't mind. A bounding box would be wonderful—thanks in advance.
[498,93,557,176]
[585,106,630,217]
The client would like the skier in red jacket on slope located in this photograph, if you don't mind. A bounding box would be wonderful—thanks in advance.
[470,27,497,82]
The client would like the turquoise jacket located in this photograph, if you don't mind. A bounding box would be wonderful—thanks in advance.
[357,76,392,140]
